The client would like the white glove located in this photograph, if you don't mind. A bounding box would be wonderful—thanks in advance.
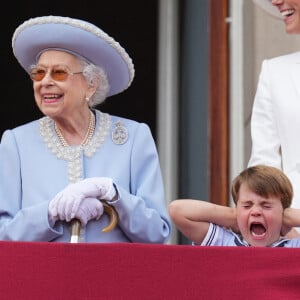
[48,177,116,222]
[83,177,117,201]
[73,197,104,226]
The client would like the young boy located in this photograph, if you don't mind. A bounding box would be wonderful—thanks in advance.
[169,165,300,247]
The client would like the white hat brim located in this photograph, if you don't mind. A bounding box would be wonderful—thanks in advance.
[12,16,135,97]
[252,0,283,19]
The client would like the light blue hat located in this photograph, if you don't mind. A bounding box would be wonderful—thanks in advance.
[12,15,135,97]
[252,0,282,19]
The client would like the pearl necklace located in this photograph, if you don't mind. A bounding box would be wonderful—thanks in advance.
[54,110,95,147]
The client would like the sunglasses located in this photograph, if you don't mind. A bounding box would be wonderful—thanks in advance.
[29,65,83,82]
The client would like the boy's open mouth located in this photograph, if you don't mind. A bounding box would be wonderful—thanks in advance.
[250,223,266,237]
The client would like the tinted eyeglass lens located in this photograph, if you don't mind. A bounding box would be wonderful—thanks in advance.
[30,68,46,81]
[52,68,69,81]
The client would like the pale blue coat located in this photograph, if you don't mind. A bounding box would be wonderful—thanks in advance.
[0,110,171,243]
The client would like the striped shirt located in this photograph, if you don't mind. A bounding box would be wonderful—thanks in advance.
[193,223,300,247]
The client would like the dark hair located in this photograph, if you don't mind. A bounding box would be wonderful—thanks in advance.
[231,165,293,209]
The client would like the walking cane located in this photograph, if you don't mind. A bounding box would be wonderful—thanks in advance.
[70,200,119,243]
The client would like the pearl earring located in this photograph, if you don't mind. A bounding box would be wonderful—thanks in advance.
[85,97,90,102]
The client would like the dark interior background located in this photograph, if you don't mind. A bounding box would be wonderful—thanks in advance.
[0,1,158,138]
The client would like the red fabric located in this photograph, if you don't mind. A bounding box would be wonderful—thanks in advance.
[0,242,299,299]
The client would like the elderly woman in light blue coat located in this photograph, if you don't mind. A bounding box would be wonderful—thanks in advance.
[0,16,171,243]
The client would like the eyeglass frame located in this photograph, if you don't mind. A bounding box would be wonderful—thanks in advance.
[29,64,83,82]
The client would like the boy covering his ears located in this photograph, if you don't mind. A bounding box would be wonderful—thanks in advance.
[169,165,300,247]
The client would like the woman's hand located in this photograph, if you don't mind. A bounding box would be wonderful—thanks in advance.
[48,177,117,223]
[74,197,104,226]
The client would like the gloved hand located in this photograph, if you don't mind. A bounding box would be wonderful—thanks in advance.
[73,197,104,226]
[48,177,117,223]
[83,177,117,201]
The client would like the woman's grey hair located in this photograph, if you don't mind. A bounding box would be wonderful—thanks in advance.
[79,60,110,107]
